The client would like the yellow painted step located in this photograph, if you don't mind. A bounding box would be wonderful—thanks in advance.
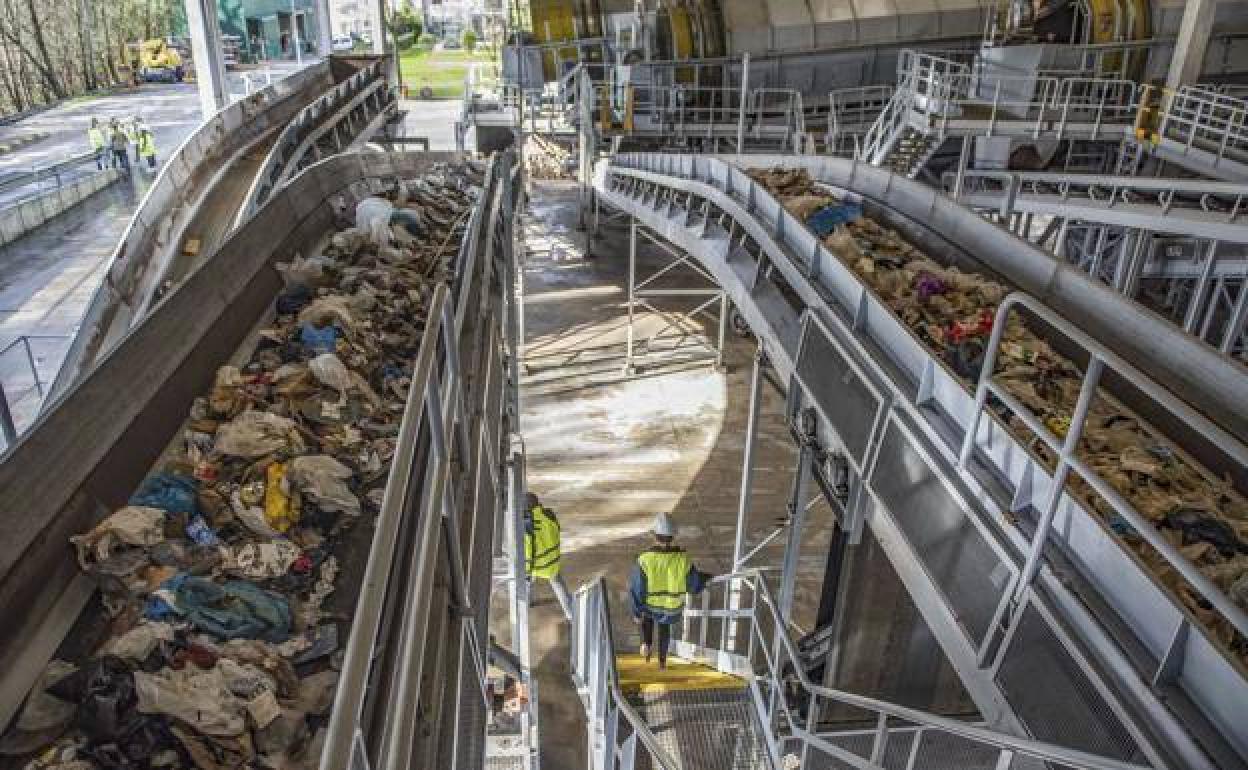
[616,653,746,694]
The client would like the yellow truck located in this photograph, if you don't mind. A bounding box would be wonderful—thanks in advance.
[136,38,186,83]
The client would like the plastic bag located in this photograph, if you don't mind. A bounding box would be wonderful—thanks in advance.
[70,506,166,569]
[264,461,299,533]
[308,353,352,394]
[129,473,198,515]
[287,455,360,516]
[299,323,339,354]
[220,540,301,579]
[214,410,306,457]
[134,665,247,736]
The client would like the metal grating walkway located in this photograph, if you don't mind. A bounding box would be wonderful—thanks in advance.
[633,688,772,770]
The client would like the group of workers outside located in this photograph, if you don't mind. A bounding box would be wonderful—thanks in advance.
[87,116,159,174]
[525,493,710,669]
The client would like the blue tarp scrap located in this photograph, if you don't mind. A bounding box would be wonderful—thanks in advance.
[129,472,198,516]
[145,573,292,642]
[806,202,862,237]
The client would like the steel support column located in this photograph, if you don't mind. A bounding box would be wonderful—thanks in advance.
[184,0,228,117]
[1166,0,1217,94]
[315,0,332,55]
[778,439,814,623]
[728,345,767,646]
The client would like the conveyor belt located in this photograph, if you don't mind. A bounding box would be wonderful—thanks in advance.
[0,149,519,770]
[592,153,1248,770]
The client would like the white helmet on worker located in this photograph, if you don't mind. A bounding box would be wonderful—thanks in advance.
[653,512,676,537]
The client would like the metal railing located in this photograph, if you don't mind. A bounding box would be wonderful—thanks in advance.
[959,292,1248,656]
[861,49,1139,164]
[827,85,893,155]
[0,152,106,206]
[0,334,67,446]
[238,59,393,224]
[679,572,1155,770]
[570,576,681,770]
[320,149,521,770]
[1156,86,1248,171]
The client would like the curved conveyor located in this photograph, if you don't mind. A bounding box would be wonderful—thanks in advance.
[593,153,1248,770]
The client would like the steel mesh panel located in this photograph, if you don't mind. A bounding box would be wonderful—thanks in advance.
[994,604,1143,762]
[871,422,1007,644]
[634,688,771,769]
[796,322,881,466]
[802,728,1002,770]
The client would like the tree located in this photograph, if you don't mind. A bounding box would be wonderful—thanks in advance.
[461,29,476,50]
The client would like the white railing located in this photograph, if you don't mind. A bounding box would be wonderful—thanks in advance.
[860,49,1139,165]
[679,572,1156,770]
[827,85,894,150]
[570,576,681,770]
[1157,86,1248,169]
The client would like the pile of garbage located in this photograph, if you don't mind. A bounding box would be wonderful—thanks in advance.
[1,162,484,770]
[747,167,1248,664]
[522,135,572,180]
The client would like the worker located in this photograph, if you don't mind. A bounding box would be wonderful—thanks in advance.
[108,119,130,172]
[87,118,107,170]
[125,116,141,162]
[524,492,573,621]
[629,512,711,669]
[137,128,159,172]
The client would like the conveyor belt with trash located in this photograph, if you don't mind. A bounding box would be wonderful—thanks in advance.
[594,153,1248,769]
[0,148,520,770]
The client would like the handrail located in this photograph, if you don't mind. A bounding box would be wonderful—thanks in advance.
[571,575,681,770]
[0,151,100,199]
[238,59,393,224]
[961,293,1248,641]
[683,571,1155,770]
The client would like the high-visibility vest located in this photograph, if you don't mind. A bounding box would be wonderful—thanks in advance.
[525,505,561,578]
[637,548,691,613]
[88,127,105,149]
[138,133,157,158]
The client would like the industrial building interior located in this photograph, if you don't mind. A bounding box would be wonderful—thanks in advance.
[2,0,1248,769]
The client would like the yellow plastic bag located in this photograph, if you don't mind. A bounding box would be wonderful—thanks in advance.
[264,462,298,533]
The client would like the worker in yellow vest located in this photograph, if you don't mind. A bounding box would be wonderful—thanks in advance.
[87,118,107,170]
[629,512,710,669]
[525,492,573,621]
[137,128,158,172]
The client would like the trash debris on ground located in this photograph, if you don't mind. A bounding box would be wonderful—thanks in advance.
[1,161,485,767]
[746,166,1248,665]
[523,134,573,180]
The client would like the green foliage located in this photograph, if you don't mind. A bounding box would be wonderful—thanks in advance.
[418,32,437,48]
[461,29,477,50]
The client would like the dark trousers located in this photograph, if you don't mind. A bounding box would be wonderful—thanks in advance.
[640,616,673,663]
[112,149,130,172]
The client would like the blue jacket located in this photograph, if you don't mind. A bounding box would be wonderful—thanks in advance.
[629,545,710,624]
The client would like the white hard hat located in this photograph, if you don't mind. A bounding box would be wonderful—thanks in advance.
[653,512,676,537]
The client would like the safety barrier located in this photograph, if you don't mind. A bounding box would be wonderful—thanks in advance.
[321,148,523,770]
[571,576,681,770]
[679,572,1155,770]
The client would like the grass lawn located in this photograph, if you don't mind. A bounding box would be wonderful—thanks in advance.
[398,46,499,100]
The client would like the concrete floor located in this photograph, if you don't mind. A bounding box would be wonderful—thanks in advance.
[0,63,316,437]
[398,100,463,151]
[515,181,836,767]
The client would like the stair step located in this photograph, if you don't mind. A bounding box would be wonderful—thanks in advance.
[616,654,746,695]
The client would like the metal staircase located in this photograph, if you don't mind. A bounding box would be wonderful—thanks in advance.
[590,153,1248,770]
[882,128,942,178]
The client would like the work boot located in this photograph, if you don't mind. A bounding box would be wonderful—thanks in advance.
[640,643,651,662]
[658,657,668,671]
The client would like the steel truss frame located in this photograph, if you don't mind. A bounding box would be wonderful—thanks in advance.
[624,218,728,374]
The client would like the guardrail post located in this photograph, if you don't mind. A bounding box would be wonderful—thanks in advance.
[728,345,766,649]
[737,53,750,154]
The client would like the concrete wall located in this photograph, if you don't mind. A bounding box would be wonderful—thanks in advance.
[0,169,122,248]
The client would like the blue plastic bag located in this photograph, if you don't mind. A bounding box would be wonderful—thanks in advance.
[186,515,220,546]
[147,574,292,642]
[806,203,862,237]
[300,322,339,354]
[129,472,198,516]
